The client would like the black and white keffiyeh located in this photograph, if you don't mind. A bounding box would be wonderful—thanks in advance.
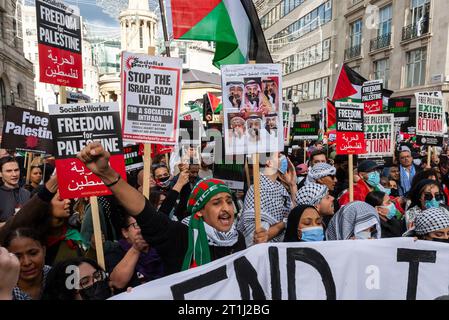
[181,216,239,247]
[306,163,336,185]
[413,207,449,236]
[296,183,328,206]
[326,201,381,240]
[237,174,292,246]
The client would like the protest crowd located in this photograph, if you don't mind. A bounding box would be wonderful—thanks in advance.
[2,0,449,302]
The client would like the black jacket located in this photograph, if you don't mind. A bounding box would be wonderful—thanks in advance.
[135,200,246,276]
[0,185,30,222]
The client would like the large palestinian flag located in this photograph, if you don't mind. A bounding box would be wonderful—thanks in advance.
[331,64,366,102]
[170,0,272,67]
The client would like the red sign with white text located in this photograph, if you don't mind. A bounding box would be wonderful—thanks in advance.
[36,0,83,88]
[336,132,366,155]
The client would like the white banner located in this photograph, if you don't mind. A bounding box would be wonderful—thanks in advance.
[121,52,183,145]
[221,64,284,155]
[111,239,449,300]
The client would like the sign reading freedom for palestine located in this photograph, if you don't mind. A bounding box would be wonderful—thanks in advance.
[49,102,126,199]
[121,52,183,145]
[36,0,83,88]
[1,106,53,154]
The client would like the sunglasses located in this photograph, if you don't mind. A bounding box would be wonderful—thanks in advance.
[423,193,445,202]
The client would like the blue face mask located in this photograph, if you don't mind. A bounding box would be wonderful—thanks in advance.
[366,171,380,187]
[300,226,324,242]
[279,156,288,175]
[355,230,372,240]
[425,198,441,209]
[377,184,391,196]
[379,203,397,220]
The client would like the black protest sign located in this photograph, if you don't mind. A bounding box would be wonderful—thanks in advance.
[387,98,411,123]
[1,106,53,154]
[291,120,319,141]
[336,107,364,132]
[124,144,143,172]
[362,80,383,114]
[213,164,245,190]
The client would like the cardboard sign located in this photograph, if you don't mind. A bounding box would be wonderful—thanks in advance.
[387,98,411,123]
[336,101,365,155]
[121,52,182,145]
[362,80,383,115]
[36,0,83,88]
[49,103,126,199]
[1,106,53,154]
[221,64,284,155]
[124,144,143,172]
[291,120,319,141]
[415,91,444,146]
[359,114,395,158]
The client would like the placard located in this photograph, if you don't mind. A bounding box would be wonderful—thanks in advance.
[359,114,395,158]
[362,80,383,114]
[336,101,365,155]
[415,91,444,146]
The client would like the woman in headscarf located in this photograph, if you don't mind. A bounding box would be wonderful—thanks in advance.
[284,205,324,242]
[325,201,381,240]
[365,191,406,238]
[405,179,446,230]
[403,207,449,243]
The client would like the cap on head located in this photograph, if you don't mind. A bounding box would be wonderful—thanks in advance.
[357,160,380,173]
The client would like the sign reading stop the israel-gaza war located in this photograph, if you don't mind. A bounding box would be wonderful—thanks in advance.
[415,91,444,146]
[1,106,53,154]
[336,101,365,155]
[362,80,383,115]
[221,64,284,155]
[359,114,395,158]
[111,238,449,300]
[49,102,126,199]
[122,52,182,145]
[36,0,83,88]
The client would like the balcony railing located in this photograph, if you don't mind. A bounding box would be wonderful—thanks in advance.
[402,19,430,42]
[345,44,362,60]
[370,33,391,52]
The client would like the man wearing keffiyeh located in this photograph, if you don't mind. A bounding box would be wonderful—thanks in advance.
[237,153,298,247]
[295,183,335,218]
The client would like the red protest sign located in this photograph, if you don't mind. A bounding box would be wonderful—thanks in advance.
[156,144,174,155]
[362,80,383,115]
[36,0,83,88]
[49,102,126,199]
[336,132,366,155]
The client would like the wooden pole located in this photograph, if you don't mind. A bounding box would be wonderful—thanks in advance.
[90,196,105,270]
[165,153,169,171]
[252,153,261,231]
[427,146,432,167]
[25,152,33,185]
[303,140,307,164]
[348,154,354,202]
[143,143,152,199]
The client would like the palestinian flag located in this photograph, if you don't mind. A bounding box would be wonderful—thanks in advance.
[331,64,366,102]
[207,92,222,113]
[170,0,272,67]
[326,98,336,130]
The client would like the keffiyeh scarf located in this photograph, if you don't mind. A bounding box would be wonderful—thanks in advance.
[326,201,381,240]
[237,174,291,246]
[296,183,328,206]
[306,163,336,185]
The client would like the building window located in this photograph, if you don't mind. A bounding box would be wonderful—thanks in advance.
[0,11,4,39]
[406,47,427,87]
[139,25,143,48]
[350,19,362,48]
[0,79,6,107]
[378,5,392,36]
[411,0,430,25]
[374,58,390,87]
[281,39,331,75]
[17,83,24,99]
[284,77,330,102]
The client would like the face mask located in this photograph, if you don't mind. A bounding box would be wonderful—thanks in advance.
[79,280,112,300]
[355,230,372,240]
[432,238,449,244]
[379,203,397,220]
[300,226,324,242]
[377,184,391,196]
[425,198,441,209]
[156,176,171,188]
[366,171,380,187]
[278,156,288,175]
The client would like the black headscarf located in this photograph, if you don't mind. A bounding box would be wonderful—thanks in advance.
[408,179,441,209]
[284,205,318,242]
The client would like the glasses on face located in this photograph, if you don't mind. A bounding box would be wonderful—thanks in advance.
[126,222,140,230]
[423,193,444,202]
[79,270,108,289]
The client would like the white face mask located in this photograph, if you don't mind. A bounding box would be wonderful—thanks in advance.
[355,230,372,240]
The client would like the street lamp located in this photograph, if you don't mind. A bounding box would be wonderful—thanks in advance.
[292,94,300,122]
[51,85,59,104]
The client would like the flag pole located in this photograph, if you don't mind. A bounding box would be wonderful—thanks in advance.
[349,154,354,202]
[158,0,171,57]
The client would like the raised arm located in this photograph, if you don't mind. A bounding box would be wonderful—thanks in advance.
[77,142,149,216]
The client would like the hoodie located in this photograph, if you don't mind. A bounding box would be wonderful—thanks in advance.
[0,185,30,222]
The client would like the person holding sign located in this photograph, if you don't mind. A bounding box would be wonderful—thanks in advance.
[76,142,266,275]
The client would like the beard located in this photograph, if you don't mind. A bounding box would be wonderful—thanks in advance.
[248,128,259,138]
[247,93,259,104]
[232,129,244,138]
